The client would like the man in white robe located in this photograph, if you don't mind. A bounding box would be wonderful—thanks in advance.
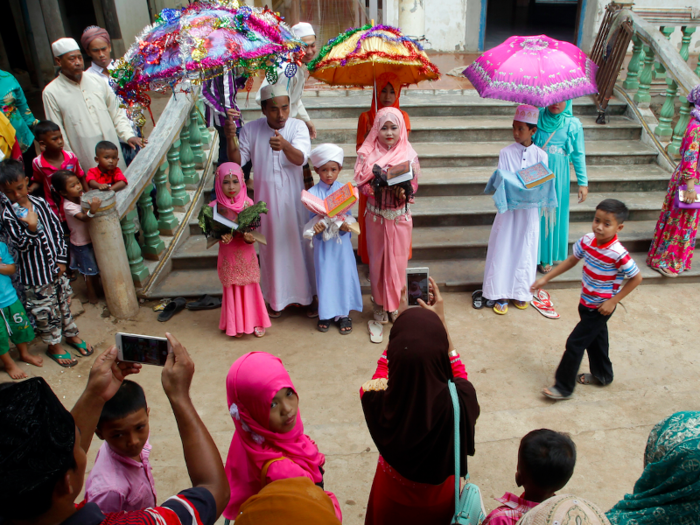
[483,105,549,312]
[42,38,142,173]
[256,22,318,139]
[226,85,316,314]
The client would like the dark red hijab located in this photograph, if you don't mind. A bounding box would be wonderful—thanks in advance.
[361,308,480,485]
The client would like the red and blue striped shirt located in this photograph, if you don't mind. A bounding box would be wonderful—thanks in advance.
[573,233,640,308]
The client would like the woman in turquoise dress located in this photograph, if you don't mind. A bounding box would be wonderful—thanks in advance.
[534,100,588,273]
[0,70,38,153]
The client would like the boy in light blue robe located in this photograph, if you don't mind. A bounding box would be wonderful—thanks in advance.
[306,144,363,334]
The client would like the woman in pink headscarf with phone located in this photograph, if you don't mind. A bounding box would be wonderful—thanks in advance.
[355,107,420,325]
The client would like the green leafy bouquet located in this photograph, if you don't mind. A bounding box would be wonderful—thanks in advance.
[197,201,268,239]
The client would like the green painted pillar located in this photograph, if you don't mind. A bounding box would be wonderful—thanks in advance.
[653,27,674,81]
[154,162,179,235]
[669,96,691,158]
[197,101,210,149]
[121,210,149,287]
[138,186,164,260]
[180,126,198,185]
[634,46,654,106]
[189,109,205,168]
[168,139,190,207]
[679,26,696,63]
[623,35,644,91]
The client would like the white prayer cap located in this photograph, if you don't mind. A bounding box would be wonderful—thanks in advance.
[260,84,290,102]
[292,22,315,39]
[310,144,344,168]
[514,104,539,125]
[52,38,80,57]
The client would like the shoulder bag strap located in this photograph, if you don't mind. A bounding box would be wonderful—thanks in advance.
[541,131,556,150]
[448,380,461,515]
[260,457,288,488]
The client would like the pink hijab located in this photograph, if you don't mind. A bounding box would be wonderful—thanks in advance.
[210,162,248,213]
[224,352,325,518]
[354,107,417,186]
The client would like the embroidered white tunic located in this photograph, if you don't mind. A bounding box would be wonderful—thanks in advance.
[42,72,134,172]
[238,117,315,311]
[483,142,549,302]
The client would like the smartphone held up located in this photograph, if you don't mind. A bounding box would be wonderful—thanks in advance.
[116,332,170,367]
[406,267,430,307]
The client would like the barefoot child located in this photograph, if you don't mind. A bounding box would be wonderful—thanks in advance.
[224,351,342,522]
[355,107,419,324]
[482,105,548,315]
[85,380,157,512]
[482,429,576,524]
[307,144,362,334]
[0,159,93,367]
[532,199,642,401]
[52,171,101,304]
[200,163,270,338]
[86,141,128,192]
[0,240,39,379]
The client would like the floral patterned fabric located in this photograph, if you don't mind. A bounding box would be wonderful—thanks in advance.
[647,119,700,274]
[606,411,700,524]
[0,71,37,152]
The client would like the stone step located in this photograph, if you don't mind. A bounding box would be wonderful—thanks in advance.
[150,248,699,299]
[340,141,658,168]
[312,115,641,144]
[241,93,627,120]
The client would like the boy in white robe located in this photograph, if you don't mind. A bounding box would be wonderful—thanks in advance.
[482,105,549,314]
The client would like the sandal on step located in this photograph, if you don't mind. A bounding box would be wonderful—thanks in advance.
[388,310,399,323]
[512,300,528,310]
[577,373,602,385]
[373,304,388,325]
[538,264,553,274]
[542,386,573,401]
[493,300,508,315]
[254,327,265,338]
[317,319,331,332]
[472,289,484,309]
[337,317,352,335]
[67,339,94,357]
[46,350,78,368]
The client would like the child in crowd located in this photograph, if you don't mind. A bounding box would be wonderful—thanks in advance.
[355,107,419,324]
[0,159,93,367]
[224,351,342,522]
[532,199,642,400]
[0,239,39,379]
[482,105,548,315]
[86,141,128,192]
[30,120,86,221]
[204,163,269,338]
[52,171,101,304]
[307,144,362,335]
[85,379,157,513]
[483,429,576,525]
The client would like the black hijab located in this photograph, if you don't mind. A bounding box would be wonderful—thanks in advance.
[361,308,480,485]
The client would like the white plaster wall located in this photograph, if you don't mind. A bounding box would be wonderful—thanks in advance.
[115,0,152,48]
[424,0,468,50]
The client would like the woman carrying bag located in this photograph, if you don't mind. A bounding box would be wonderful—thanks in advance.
[360,279,481,524]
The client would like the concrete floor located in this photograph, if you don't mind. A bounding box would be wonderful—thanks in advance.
[3,281,699,524]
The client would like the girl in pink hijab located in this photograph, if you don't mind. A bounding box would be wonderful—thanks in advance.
[354,107,420,324]
[207,162,270,337]
[224,352,342,521]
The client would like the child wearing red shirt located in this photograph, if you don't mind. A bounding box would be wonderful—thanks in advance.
[86,141,128,192]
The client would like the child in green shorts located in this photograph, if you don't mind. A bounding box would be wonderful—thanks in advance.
[0,241,39,379]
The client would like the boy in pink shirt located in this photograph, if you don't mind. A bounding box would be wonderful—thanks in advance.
[482,429,576,525]
[85,380,157,513]
[30,121,87,221]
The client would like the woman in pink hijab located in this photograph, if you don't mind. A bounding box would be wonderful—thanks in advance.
[354,107,420,324]
[224,352,342,521]
[207,162,270,337]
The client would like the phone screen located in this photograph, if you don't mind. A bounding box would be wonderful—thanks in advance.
[119,334,169,366]
[407,272,429,306]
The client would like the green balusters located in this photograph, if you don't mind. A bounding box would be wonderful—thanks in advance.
[654,26,677,139]
[653,27,674,81]
[668,96,691,158]
[189,109,205,168]
[179,125,198,185]
[168,139,190,207]
[121,210,149,286]
[679,26,696,63]
[634,45,654,106]
[197,101,210,149]
[623,35,644,91]
[154,162,179,235]
[137,186,164,260]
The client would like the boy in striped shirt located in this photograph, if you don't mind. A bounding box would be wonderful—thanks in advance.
[531,199,642,400]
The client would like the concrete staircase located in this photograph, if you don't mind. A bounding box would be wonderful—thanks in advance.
[147,90,697,298]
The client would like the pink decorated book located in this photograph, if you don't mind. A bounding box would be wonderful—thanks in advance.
[301,182,358,217]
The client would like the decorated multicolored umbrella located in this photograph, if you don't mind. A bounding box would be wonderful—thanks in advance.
[463,35,598,107]
[307,24,440,87]
[110,1,302,119]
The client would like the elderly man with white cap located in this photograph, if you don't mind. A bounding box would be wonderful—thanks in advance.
[42,38,143,173]
[256,22,318,140]
[226,84,316,317]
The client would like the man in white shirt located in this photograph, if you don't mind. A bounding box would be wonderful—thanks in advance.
[256,22,318,139]
[42,38,143,172]
[226,85,316,316]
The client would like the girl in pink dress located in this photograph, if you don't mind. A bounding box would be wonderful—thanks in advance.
[355,107,420,324]
[223,351,342,521]
[209,163,270,337]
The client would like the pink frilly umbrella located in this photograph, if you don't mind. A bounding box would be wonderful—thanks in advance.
[463,35,598,107]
